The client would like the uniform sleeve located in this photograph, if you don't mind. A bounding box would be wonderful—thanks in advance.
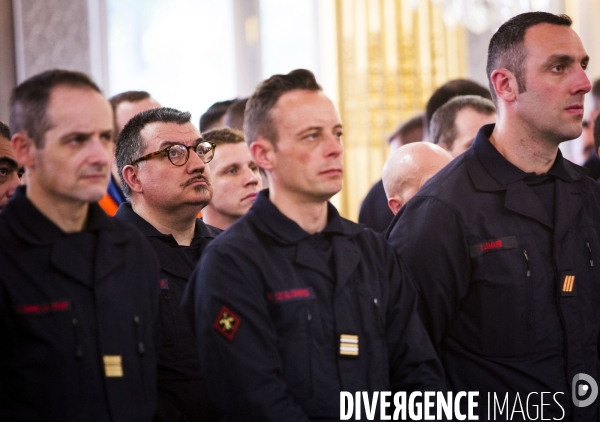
[382,242,447,393]
[186,243,311,422]
[386,196,471,351]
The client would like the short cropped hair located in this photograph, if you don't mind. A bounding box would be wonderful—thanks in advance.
[224,98,249,131]
[0,121,10,140]
[244,69,321,146]
[202,128,245,148]
[486,12,572,105]
[109,91,152,139]
[388,114,424,145]
[116,107,192,197]
[430,95,496,150]
[200,99,235,132]
[10,69,101,148]
[425,79,491,134]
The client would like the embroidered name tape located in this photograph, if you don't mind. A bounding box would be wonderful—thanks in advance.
[266,288,315,303]
[214,305,241,341]
[470,236,518,258]
[15,300,70,315]
[339,334,359,358]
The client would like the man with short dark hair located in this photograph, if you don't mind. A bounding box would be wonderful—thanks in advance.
[388,12,599,420]
[1,69,159,421]
[99,91,160,215]
[183,69,443,421]
[199,99,235,132]
[224,98,249,131]
[358,114,423,233]
[430,95,496,157]
[201,128,261,230]
[0,121,22,213]
[115,107,220,422]
[423,78,492,142]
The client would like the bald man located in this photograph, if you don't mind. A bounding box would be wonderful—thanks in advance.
[382,143,452,214]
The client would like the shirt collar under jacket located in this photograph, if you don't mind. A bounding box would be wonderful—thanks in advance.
[2,185,113,245]
[247,189,361,245]
[115,201,219,247]
[473,123,574,187]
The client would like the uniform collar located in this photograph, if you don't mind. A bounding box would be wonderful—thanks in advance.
[248,189,360,244]
[114,202,220,247]
[2,186,113,245]
[469,124,580,191]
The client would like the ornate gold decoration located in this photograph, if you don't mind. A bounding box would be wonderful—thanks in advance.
[335,0,467,221]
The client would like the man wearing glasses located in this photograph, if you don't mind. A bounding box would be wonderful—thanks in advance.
[115,107,220,422]
[182,69,444,421]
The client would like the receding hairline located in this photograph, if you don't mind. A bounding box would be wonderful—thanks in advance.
[268,89,340,136]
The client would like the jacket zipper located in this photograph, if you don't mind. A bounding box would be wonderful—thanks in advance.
[523,250,533,333]
[373,298,384,334]
[306,309,314,398]
[72,317,83,358]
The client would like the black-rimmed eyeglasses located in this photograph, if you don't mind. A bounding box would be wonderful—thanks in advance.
[130,141,216,166]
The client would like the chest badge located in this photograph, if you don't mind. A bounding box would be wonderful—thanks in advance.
[561,273,577,297]
[339,334,359,358]
[103,355,123,378]
[214,305,241,341]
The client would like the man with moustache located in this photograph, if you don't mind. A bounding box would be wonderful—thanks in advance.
[183,69,443,421]
[387,12,600,420]
[0,121,22,212]
[115,107,220,422]
[201,128,261,230]
[0,69,159,421]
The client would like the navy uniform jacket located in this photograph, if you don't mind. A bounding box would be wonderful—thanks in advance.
[115,203,221,422]
[0,187,160,422]
[182,190,444,422]
[358,179,394,233]
[387,124,600,421]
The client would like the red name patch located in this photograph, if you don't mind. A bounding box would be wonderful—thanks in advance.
[15,301,71,315]
[480,240,503,252]
[266,288,315,303]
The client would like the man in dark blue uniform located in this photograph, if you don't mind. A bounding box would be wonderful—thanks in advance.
[182,69,444,421]
[114,107,220,421]
[387,12,600,421]
[0,69,160,421]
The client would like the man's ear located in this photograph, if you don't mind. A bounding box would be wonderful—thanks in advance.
[249,137,275,171]
[490,68,518,103]
[122,165,143,194]
[387,197,404,215]
[11,132,36,168]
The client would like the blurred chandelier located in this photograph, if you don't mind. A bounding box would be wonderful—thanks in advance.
[426,0,551,34]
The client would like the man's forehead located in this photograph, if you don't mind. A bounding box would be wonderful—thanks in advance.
[46,86,112,128]
[272,90,340,128]
[116,98,160,127]
[524,23,585,56]
[0,139,17,161]
[141,121,199,146]
[211,142,252,167]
